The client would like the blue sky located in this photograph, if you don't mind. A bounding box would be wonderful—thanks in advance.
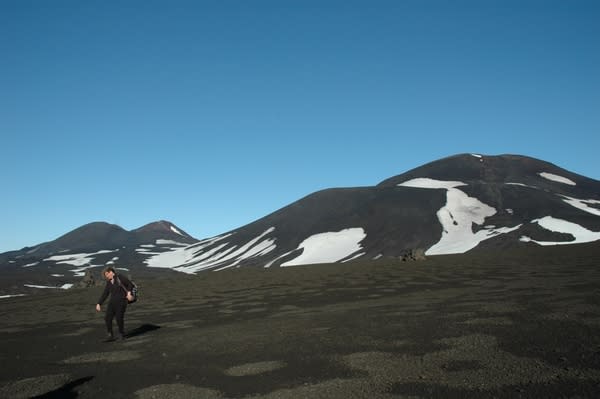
[1,0,599,253]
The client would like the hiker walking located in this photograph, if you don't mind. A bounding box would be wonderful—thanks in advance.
[95,266,134,341]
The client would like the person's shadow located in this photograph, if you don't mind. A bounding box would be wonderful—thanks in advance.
[32,376,94,398]
[125,323,161,338]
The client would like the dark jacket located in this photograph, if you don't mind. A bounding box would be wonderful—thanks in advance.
[97,274,134,305]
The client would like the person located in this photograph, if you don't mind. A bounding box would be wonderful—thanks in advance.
[95,266,135,341]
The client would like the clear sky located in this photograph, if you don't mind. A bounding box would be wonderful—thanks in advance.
[1,0,599,253]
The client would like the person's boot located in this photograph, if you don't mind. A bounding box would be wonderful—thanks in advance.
[104,333,115,342]
[118,333,126,341]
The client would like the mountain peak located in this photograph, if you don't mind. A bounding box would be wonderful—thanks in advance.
[377,153,596,190]
[133,220,192,238]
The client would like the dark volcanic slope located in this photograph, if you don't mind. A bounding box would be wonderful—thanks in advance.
[21,222,130,258]
[145,153,600,273]
[0,221,197,296]
[4,220,197,260]
[1,243,600,398]
[1,153,599,291]
[229,185,447,262]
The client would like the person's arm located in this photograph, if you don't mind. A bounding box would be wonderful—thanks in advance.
[95,282,109,311]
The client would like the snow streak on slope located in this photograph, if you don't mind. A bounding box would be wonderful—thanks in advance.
[519,216,600,245]
[399,178,466,190]
[539,172,576,186]
[560,196,600,216]
[399,178,521,255]
[145,228,276,273]
[170,225,184,236]
[156,239,189,246]
[0,294,26,299]
[43,250,118,276]
[24,283,73,290]
[281,228,366,267]
[44,250,116,267]
[505,182,600,216]
[506,182,538,189]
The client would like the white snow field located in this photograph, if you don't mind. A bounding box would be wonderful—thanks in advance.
[560,196,600,216]
[400,175,600,255]
[146,227,367,271]
[43,250,118,276]
[280,228,367,267]
[399,178,521,255]
[519,216,600,245]
[145,228,276,273]
[539,172,576,186]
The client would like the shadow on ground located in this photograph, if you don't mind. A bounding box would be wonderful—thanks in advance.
[32,376,94,399]
[125,323,161,339]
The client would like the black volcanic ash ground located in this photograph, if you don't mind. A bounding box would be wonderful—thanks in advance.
[1,243,600,398]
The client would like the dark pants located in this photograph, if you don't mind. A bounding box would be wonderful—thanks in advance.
[105,300,127,336]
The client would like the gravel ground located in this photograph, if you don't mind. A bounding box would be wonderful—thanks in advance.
[1,243,600,398]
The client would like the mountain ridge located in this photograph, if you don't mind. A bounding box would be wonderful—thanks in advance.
[2,153,600,295]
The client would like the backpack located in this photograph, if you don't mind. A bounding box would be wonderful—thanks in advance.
[128,282,139,303]
[117,276,138,304]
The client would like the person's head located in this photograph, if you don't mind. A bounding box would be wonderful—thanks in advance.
[102,266,116,280]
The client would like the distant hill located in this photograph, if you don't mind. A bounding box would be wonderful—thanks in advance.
[1,153,599,295]
[148,153,599,273]
[0,220,197,295]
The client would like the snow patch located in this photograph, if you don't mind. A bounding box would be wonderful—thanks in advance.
[560,196,600,216]
[209,229,276,271]
[519,216,600,245]
[0,294,26,299]
[342,251,365,263]
[399,178,466,190]
[281,228,366,267]
[156,239,188,246]
[44,250,117,277]
[506,182,537,189]
[45,250,116,267]
[539,172,576,186]
[146,229,276,273]
[170,225,184,236]
[264,249,295,268]
[24,284,73,290]
[400,178,521,255]
[26,246,40,254]
[470,153,482,158]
